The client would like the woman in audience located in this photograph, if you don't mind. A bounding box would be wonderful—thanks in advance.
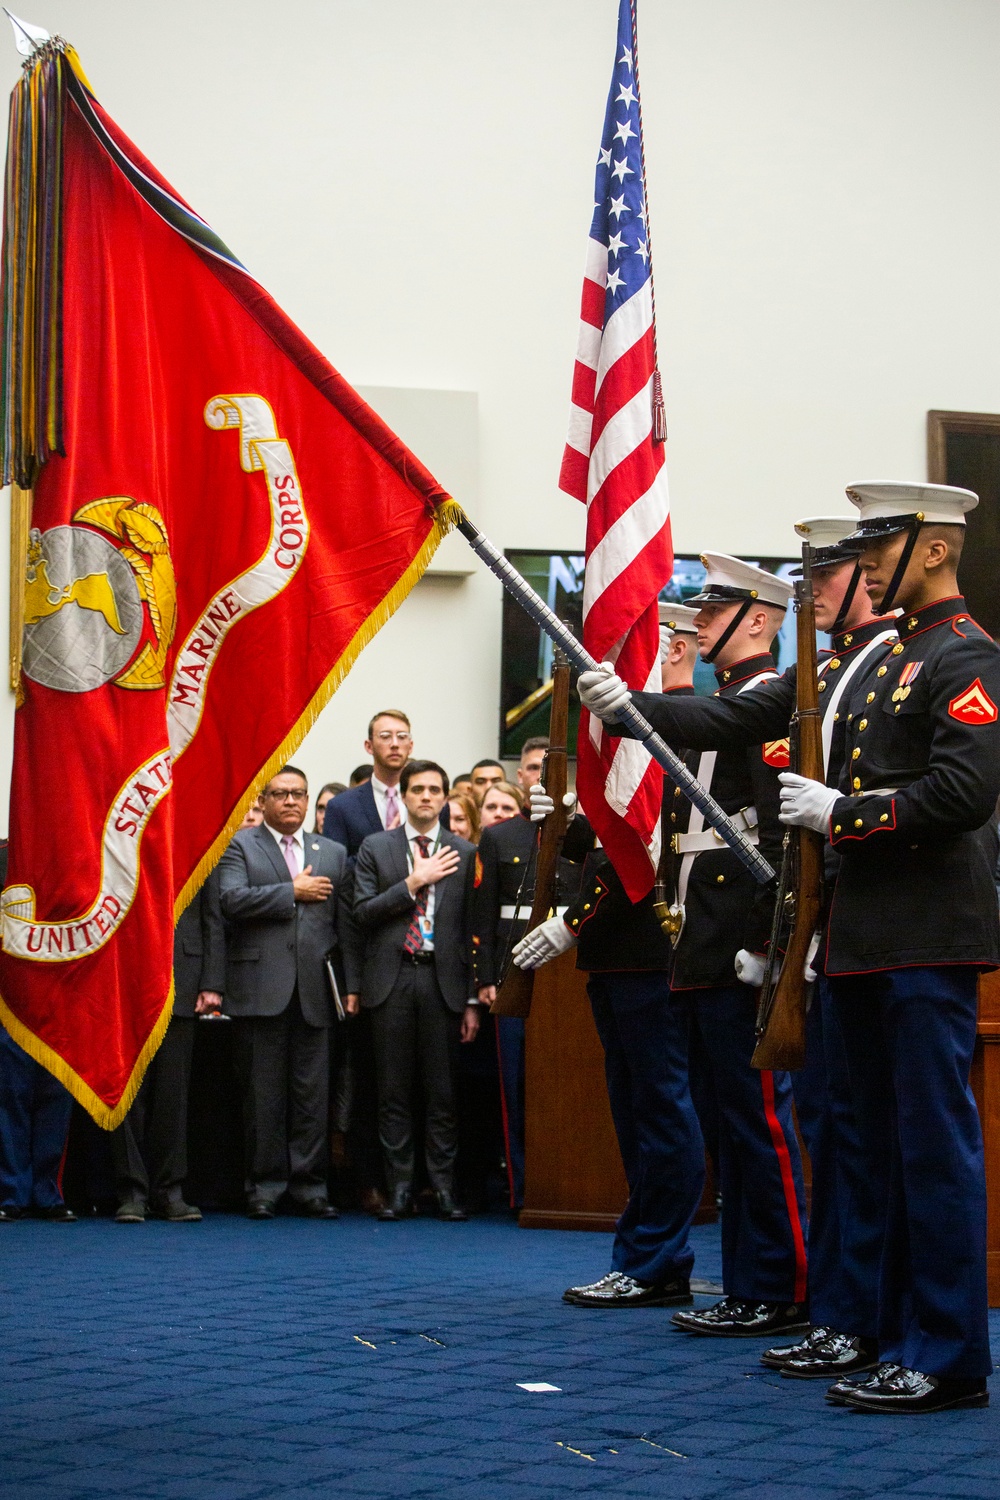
[479,781,523,831]
[314,781,346,833]
[447,789,481,844]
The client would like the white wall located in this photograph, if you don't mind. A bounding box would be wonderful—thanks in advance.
[3,0,1000,813]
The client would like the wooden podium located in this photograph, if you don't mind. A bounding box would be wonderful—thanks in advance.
[973,972,1000,1306]
[519,951,716,1231]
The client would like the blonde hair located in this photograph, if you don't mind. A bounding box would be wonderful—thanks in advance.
[447,789,482,845]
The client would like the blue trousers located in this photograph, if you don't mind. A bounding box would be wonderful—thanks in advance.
[0,1026,73,1210]
[588,971,703,1284]
[683,983,808,1303]
[829,966,991,1379]
[495,1016,525,1209]
[792,980,882,1338]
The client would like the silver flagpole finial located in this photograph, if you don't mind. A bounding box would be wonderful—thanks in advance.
[4,10,51,57]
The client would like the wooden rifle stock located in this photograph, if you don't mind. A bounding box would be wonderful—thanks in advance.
[491,655,571,1019]
[751,545,824,1071]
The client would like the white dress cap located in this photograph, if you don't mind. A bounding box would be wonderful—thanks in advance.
[658,601,699,662]
[657,601,700,634]
[845,481,978,539]
[689,552,792,611]
[792,516,864,571]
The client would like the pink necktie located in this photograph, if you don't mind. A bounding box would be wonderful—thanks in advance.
[281,835,299,878]
[385,787,401,829]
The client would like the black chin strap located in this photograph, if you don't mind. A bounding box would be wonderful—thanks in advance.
[832,562,862,635]
[703,599,752,664]
[878,522,923,615]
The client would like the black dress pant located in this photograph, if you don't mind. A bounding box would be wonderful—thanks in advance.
[370,959,459,1197]
[233,990,330,1205]
[112,1015,196,1206]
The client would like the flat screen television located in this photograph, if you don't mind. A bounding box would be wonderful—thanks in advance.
[499,550,799,759]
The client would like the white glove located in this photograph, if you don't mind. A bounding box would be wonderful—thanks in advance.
[577,662,631,720]
[804,929,820,985]
[511,915,578,970]
[734,948,767,987]
[778,772,839,835]
[528,784,578,823]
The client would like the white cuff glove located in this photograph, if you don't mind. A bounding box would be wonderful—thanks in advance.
[778,772,839,835]
[734,948,767,987]
[528,784,578,823]
[804,929,820,985]
[577,662,631,721]
[511,915,578,970]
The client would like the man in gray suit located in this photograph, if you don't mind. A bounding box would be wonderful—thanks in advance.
[112,871,226,1223]
[346,760,480,1221]
[219,765,347,1219]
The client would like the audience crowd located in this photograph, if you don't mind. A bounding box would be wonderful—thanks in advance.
[0,710,568,1226]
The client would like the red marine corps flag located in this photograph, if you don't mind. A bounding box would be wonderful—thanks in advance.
[0,30,458,1125]
[559,0,673,901]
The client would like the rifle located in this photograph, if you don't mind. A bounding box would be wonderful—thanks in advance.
[491,652,571,1019]
[751,542,823,1071]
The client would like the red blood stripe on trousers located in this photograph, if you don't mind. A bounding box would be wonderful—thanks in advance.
[494,1022,517,1209]
[586,439,664,542]
[760,1069,809,1304]
[588,326,655,450]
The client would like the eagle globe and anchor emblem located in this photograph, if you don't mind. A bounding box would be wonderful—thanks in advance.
[21,498,177,693]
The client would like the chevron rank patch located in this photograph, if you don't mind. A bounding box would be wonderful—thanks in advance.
[762,738,791,768]
[948,678,998,725]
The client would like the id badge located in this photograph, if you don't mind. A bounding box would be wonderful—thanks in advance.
[418,913,435,946]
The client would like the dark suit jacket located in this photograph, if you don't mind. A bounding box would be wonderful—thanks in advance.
[218,824,347,1026]
[347,826,474,1013]
[324,779,450,863]
[323,779,380,860]
[173,870,226,1016]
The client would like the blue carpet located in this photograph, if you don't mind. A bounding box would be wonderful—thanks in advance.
[1,1214,998,1498]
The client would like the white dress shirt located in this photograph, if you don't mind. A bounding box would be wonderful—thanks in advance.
[404,820,441,951]
[370,773,403,830]
[265,821,305,874]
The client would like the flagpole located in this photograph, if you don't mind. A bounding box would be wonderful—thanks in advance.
[453,513,775,886]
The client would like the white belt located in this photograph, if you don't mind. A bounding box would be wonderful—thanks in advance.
[500,904,569,920]
[673,806,759,856]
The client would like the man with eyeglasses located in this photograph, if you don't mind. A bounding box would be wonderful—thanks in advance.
[324,710,423,857]
[219,766,348,1219]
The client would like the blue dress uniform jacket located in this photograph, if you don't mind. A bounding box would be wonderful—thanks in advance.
[824,597,1000,973]
[560,815,674,973]
[660,654,785,990]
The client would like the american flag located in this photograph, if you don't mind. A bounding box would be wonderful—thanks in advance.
[560,0,672,901]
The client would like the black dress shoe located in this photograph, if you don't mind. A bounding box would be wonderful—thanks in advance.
[149,1194,201,1222]
[672,1297,810,1338]
[42,1204,77,1222]
[246,1199,276,1220]
[435,1191,467,1221]
[761,1325,834,1370]
[781,1331,879,1381]
[840,1366,989,1413]
[568,1273,691,1308]
[295,1199,339,1219]
[0,1206,23,1222]
[826,1362,902,1406]
[378,1188,414,1221]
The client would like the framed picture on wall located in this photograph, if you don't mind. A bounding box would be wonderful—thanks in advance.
[499,550,799,759]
